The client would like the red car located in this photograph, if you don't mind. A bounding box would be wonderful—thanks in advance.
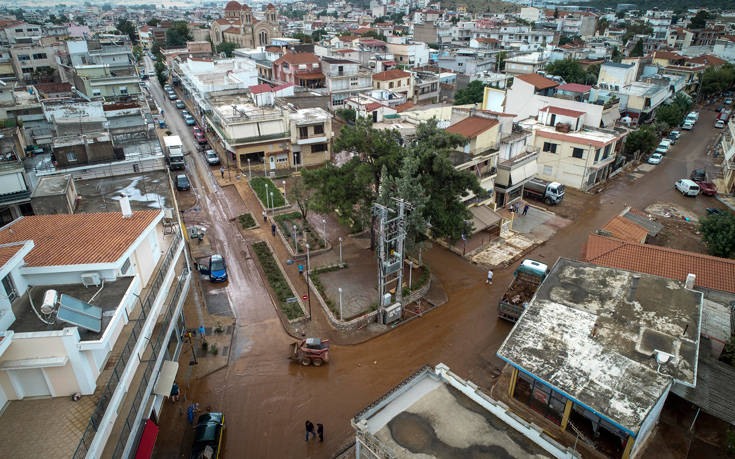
[192,126,202,136]
[194,131,207,144]
[695,181,717,196]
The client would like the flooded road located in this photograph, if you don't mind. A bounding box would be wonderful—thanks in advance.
[149,73,725,459]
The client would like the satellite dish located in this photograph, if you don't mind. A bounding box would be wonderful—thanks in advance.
[654,350,673,365]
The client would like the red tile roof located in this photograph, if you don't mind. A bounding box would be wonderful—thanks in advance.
[372,69,411,81]
[557,83,592,93]
[249,84,273,94]
[446,116,499,138]
[0,211,161,267]
[273,83,294,91]
[515,73,558,90]
[295,72,325,80]
[0,244,24,267]
[652,50,683,61]
[600,216,648,243]
[540,106,585,118]
[582,234,735,294]
[476,37,499,44]
[687,54,727,68]
[274,52,320,65]
[225,0,242,10]
[338,35,359,42]
[395,101,415,112]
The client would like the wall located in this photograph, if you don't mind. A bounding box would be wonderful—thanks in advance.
[0,171,27,195]
[632,385,670,455]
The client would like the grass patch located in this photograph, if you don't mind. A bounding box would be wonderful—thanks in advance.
[250,177,286,208]
[251,241,303,319]
[238,212,256,229]
[275,211,326,251]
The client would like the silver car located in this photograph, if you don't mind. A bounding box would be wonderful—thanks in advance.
[205,150,220,165]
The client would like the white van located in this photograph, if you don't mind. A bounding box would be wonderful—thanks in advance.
[675,179,700,197]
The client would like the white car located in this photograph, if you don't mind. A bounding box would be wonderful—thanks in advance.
[648,153,663,164]
[682,121,694,130]
[687,111,699,121]
[675,179,700,197]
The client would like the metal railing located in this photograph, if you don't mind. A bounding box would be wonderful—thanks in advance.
[111,269,190,458]
[73,230,183,459]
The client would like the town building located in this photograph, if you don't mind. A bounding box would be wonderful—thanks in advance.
[288,108,332,169]
[272,52,325,89]
[319,57,372,109]
[372,69,412,100]
[211,1,281,48]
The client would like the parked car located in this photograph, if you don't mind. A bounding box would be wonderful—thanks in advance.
[687,111,699,121]
[675,179,700,197]
[192,126,202,136]
[190,412,225,459]
[695,180,717,196]
[668,130,681,142]
[176,174,190,191]
[175,100,185,109]
[184,115,196,126]
[682,121,694,130]
[181,110,191,118]
[209,254,227,282]
[726,98,733,105]
[194,131,206,144]
[647,153,663,165]
[206,150,220,165]
[690,169,707,182]
[655,139,672,154]
[716,120,725,128]
[164,84,172,91]
[168,92,177,100]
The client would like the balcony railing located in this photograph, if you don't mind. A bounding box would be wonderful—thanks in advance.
[72,230,183,459]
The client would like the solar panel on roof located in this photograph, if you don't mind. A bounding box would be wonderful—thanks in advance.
[57,294,102,333]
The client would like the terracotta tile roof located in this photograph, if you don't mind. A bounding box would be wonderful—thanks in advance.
[600,216,648,243]
[0,211,161,267]
[364,102,388,111]
[476,37,499,44]
[557,83,592,93]
[338,35,359,42]
[0,244,24,267]
[354,27,375,35]
[653,50,683,61]
[582,234,735,294]
[446,116,499,139]
[225,0,242,10]
[372,69,411,81]
[395,101,415,112]
[687,54,727,68]
[481,110,515,117]
[272,83,294,91]
[275,52,320,65]
[515,73,558,90]
[295,72,325,80]
[540,106,585,118]
[249,84,273,94]
[536,130,609,148]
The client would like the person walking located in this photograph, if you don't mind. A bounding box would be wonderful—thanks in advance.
[486,270,493,285]
[317,423,324,442]
[305,420,315,441]
[271,222,276,237]
[170,382,180,402]
[522,204,529,216]
[220,167,225,178]
[262,210,267,222]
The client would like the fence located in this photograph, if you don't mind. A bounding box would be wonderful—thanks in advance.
[72,230,183,459]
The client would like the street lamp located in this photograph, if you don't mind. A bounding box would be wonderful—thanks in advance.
[292,224,298,250]
[322,218,327,246]
[270,191,274,214]
[338,287,343,321]
[282,180,286,201]
[306,243,312,320]
[409,260,413,289]
[338,236,343,266]
[265,183,269,211]
[247,158,252,178]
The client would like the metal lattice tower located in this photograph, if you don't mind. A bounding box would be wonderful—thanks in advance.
[374,198,410,309]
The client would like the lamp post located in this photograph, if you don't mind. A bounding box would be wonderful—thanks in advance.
[338,236,343,266]
[306,243,312,320]
[338,287,343,321]
[247,158,251,178]
[265,183,269,211]
[270,191,274,215]
[409,260,413,289]
[292,224,298,250]
[322,218,327,246]
[282,180,286,201]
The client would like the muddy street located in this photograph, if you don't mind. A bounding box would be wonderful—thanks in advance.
[151,76,726,459]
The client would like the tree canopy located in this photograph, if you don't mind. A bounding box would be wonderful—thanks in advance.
[629,40,644,57]
[454,80,486,105]
[655,93,692,128]
[545,58,598,85]
[623,126,658,157]
[116,19,136,42]
[291,32,313,43]
[700,212,735,258]
[147,18,160,26]
[700,64,735,96]
[689,10,711,29]
[216,42,237,57]
[166,21,191,48]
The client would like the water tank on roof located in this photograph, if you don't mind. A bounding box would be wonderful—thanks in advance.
[41,289,58,315]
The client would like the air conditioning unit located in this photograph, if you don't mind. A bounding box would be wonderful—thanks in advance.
[81,272,101,287]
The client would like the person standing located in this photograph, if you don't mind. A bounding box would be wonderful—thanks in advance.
[523,204,529,216]
[220,167,225,178]
[486,270,493,285]
[305,420,315,441]
[262,210,267,222]
[170,382,180,402]
[271,222,276,237]
[317,423,324,442]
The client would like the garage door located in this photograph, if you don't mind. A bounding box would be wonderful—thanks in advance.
[12,369,51,398]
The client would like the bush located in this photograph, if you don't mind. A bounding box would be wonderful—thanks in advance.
[251,242,303,319]
[209,344,218,355]
[275,211,325,252]
[238,212,256,229]
[250,177,286,208]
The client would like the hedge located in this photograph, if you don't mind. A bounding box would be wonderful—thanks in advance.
[251,242,303,319]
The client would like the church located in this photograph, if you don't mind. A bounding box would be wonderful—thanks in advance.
[211,1,281,49]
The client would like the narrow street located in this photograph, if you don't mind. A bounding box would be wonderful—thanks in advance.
[147,57,727,459]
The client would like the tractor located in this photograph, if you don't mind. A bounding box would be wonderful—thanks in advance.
[289,338,329,366]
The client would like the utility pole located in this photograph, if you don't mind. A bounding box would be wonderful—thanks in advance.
[374,198,410,315]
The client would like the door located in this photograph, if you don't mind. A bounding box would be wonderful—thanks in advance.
[12,369,51,398]
[269,155,276,170]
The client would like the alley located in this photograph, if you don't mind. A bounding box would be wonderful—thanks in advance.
[150,71,727,459]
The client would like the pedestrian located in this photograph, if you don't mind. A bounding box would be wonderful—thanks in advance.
[486,270,493,285]
[220,167,225,178]
[305,420,315,441]
[271,222,276,237]
[198,325,206,339]
[170,382,180,402]
[187,403,199,424]
[262,210,267,222]
[522,204,529,216]
[317,423,324,442]
[298,264,304,275]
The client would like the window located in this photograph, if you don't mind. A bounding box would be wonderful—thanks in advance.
[92,89,101,96]
[603,144,611,159]
[67,151,77,162]
[119,86,128,94]
[311,143,328,153]
[17,54,30,61]
[389,81,394,89]
[542,142,557,153]
[32,53,47,60]
[376,82,381,89]
[594,148,600,162]
[282,62,289,69]
[313,124,324,135]
[543,165,553,176]
[299,126,308,138]
[2,275,17,302]
[572,148,584,159]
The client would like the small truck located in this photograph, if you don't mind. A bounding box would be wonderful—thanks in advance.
[498,259,549,322]
[289,338,329,366]
[523,178,565,205]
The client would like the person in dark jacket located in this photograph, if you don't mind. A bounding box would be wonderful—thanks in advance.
[305,420,315,441]
[317,423,324,442]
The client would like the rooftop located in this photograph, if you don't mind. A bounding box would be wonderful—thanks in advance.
[0,211,161,267]
[210,94,284,122]
[600,215,648,242]
[446,116,499,139]
[557,83,592,93]
[535,124,619,148]
[497,258,702,435]
[289,107,330,124]
[9,278,133,339]
[373,69,411,81]
[515,73,558,90]
[539,106,585,118]
[583,233,735,294]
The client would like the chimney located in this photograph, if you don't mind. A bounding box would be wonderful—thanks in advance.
[119,194,133,218]
[685,273,695,289]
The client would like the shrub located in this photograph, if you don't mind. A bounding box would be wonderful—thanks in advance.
[251,242,303,319]
[238,212,256,229]
[210,344,218,355]
[250,177,286,208]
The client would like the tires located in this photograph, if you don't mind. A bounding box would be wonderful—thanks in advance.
[300,357,311,366]
[544,197,552,205]
[312,358,323,367]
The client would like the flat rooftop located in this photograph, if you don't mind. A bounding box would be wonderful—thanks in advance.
[10,278,134,340]
[73,171,172,213]
[497,258,702,435]
[289,107,329,124]
[210,94,283,121]
[354,366,554,458]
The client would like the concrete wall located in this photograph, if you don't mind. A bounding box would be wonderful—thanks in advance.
[54,140,116,167]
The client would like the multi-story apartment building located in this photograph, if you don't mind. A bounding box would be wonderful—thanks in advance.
[474,26,557,49]
[0,128,32,226]
[413,71,440,104]
[372,69,413,99]
[289,108,332,168]
[320,57,372,109]
[385,42,430,68]
[719,117,735,194]
[9,43,62,81]
[0,21,42,46]
[272,52,325,89]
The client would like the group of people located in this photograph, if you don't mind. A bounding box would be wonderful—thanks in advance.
[509,202,530,216]
[305,420,324,442]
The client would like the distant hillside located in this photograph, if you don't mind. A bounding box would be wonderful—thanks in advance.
[443,0,521,14]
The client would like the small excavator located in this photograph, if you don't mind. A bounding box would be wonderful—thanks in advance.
[289,338,330,366]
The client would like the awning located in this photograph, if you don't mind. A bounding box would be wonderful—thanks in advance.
[134,420,159,459]
[153,360,179,397]
[469,206,501,234]
[296,73,325,80]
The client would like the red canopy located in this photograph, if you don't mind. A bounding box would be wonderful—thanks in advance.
[134,419,159,459]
